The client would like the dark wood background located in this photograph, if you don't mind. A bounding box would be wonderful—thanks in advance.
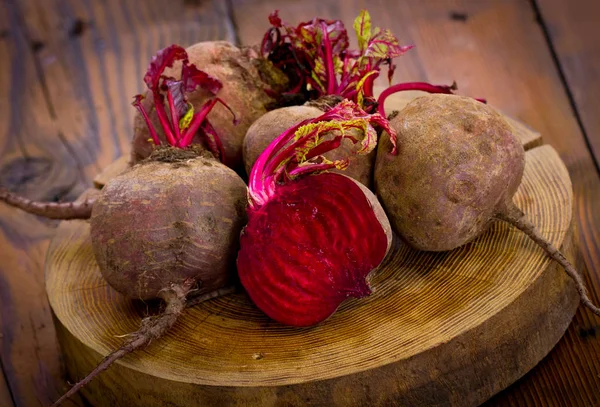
[0,0,598,406]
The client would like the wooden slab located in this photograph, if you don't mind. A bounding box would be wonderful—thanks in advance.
[537,0,600,163]
[92,156,130,189]
[45,144,578,406]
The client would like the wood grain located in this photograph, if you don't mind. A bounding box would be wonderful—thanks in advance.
[536,0,600,166]
[232,1,600,404]
[0,0,235,405]
[92,156,129,189]
[46,145,578,406]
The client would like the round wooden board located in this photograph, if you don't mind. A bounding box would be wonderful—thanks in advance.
[46,143,579,407]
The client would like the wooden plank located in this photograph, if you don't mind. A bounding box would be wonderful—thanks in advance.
[0,0,235,405]
[536,0,600,169]
[232,1,600,405]
[0,2,87,406]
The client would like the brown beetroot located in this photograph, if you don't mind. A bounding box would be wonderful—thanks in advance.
[131,41,288,171]
[92,150,247,301]
[243,104,376,187]
[0,45,252,405]
[1,148,248,406]
[374,94,600,316]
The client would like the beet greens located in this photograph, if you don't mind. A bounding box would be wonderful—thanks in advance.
[262,9,412,109]
[132,44,237,162]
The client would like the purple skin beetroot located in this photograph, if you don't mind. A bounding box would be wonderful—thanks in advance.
[237,100,394,327]
[1,47,248,406]
[374,94,600,317]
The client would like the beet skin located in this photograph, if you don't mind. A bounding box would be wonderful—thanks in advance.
[92,151,248,300]
[375,95,524,251]
[374,94,600,317]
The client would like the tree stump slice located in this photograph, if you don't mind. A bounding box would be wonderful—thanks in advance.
[47,100,576,407]
[46,143,578,407]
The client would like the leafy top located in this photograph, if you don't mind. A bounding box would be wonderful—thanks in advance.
[262,9,412,110]
[132,44,236,162]
[248,99,397,207]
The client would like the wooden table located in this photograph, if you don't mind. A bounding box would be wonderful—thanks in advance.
[0,0,598,406]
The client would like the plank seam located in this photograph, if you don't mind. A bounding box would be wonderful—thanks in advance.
[0,358,17,407]
[8,0,91,187]
[223,0,242,46]
[530,0,600,176]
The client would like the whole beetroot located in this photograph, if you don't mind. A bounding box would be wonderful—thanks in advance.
[374,94,600,316]
[131,42,289,171]
[1,48,248,405]
[237,100,394,327]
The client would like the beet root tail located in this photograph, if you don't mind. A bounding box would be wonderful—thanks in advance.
[0,187,94,220]
[497,202,600,317]
[50,281,194,407]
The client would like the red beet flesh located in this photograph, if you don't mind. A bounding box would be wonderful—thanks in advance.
[238,173,388,326]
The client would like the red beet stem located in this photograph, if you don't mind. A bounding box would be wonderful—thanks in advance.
[377,81,487,119]
[132,95,161,145]
[167,89,181,142]
[133,44,236,158]
[0,188,94,220]
[262,10,411,105]
[376,81,458,117]
[178,98,238,148]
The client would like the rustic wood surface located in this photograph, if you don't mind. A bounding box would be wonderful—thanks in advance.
[47,145,577,407]
[537,0,600,166]
[0,0,599,406]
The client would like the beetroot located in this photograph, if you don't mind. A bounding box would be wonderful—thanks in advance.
[131,41,289,171]
[1,48,248,405]
[237,100,393,327]
[374,94,600,316]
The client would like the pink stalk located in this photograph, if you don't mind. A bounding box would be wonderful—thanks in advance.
[133,44,237,160]
[167,90,181,142]
[377,81,486,117]
[321,22,337,95]
[132,97,161,145]
[154,97,177,145]
[248,100,397,207]
[177,98,238,148]
[377,81,457,117]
